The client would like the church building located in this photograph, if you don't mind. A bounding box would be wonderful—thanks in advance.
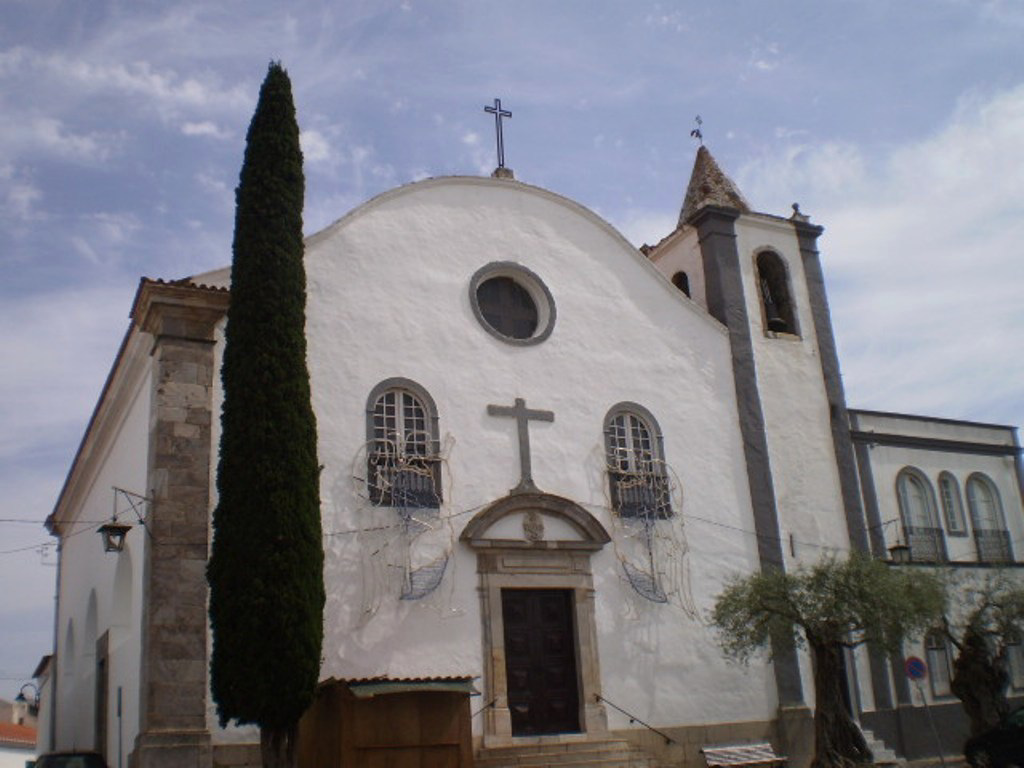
[39,144,1024,768]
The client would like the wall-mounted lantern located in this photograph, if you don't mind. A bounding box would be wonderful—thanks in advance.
[888,536,912,564]
[15,682,40,718]
[98,519,132,553]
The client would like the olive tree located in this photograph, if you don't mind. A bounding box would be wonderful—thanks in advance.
[712,553,945,768]
[943,570,1024,738]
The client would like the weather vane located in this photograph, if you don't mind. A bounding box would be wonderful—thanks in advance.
[690,115,703,145]
[484,98,512,169]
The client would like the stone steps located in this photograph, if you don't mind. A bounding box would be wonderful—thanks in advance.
[476,738,659,768]
[862,727,905,766]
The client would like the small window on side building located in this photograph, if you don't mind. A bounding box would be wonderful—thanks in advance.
[938,472,967,536]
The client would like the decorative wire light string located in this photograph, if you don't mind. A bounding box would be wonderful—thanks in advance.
[350,432,457,620]
[604,455,698,619]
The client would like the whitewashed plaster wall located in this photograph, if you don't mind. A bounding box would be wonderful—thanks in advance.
[53,334,150,759]
[296,177,777,730]
[647,225,708,312]
[853,412,1024,708]
[854,413,1023,565]
[0,746,35,768]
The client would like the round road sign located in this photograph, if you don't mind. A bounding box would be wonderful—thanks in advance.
[905,656,927,680]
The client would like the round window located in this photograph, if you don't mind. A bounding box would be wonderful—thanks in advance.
[469,262,556,345]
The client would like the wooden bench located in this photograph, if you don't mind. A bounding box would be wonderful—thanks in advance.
[701,743,787,768]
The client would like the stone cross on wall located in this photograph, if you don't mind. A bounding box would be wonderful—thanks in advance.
[487,397,553,494]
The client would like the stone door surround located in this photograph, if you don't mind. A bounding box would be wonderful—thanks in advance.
[461,492,610,746]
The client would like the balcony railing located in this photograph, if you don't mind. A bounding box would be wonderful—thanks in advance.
[609,471,672,519]
[369,460,441,509]
[975,529,1014,564]
[905,525,948,563]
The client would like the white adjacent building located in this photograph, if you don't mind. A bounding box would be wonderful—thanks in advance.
[39,146,1024,768]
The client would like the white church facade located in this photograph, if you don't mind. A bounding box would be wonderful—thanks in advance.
[38,147,1024,768]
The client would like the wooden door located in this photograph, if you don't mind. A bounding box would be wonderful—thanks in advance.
[501,589,580,735]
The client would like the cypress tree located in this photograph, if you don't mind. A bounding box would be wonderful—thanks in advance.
[208,62,323,768]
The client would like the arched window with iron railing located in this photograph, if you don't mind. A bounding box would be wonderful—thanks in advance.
[603,403,672,520]
[895,468,947,562]
[366,378,441,509]
[966,473,1012,563]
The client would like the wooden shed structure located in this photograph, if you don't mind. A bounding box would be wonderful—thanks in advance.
[297,677,476,768]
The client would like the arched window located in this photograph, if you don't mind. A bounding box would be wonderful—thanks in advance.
[938,472,967,536]
[896,468,946,562]
[671,271,690,297]
[755,251,797,335]
[925,629,952,698]
[366,378,441,508]
[604,403,671,519]
[967,473,1012,563]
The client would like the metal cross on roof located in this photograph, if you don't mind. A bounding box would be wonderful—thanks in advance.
[487,397,553,494]
[484,98,512,169]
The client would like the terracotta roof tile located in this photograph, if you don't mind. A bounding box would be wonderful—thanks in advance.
[0,721,37,748]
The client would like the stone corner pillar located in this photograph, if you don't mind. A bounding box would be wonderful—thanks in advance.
[775,705,814,768]
[133,280,229,768]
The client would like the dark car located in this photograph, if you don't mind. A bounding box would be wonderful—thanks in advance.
[34,752,109,768]
[966,707,1024,768]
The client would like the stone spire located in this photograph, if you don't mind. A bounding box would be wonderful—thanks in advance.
[678,145,751,226]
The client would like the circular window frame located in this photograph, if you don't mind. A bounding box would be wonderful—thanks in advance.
[469,261,556,346]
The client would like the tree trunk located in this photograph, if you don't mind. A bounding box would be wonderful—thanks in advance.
[261,723,298,768]
[809,640,872,768]
[951,626,1009,737]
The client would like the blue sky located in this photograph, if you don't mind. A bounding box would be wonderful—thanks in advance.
[2,0,1023,701]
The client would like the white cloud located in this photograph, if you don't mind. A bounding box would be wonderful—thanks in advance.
[644,6,686,32]
[0,284,134,464]
[0,114,118,165]
[0,165,43,221]
[738,84,1024,424]
[181,121,232,140]
[749,41,781,73]
[301,128,334,164]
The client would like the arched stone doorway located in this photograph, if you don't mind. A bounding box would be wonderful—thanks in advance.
[460,492,610,746]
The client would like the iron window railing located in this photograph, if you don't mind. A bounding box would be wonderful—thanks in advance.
[975,529,1013,564]
[904,525,948,563]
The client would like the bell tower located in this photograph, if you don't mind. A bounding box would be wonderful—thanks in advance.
[646,145,879,758]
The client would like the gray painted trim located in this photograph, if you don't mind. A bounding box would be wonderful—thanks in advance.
[793,220,869,554]
[795,221,891,713]
[1014,431,1024,518]
[691,205,804,707]
[867,645,894,711]
[850,431,1021,457]
[855,442,887,558]
[849,407,1020,432]
[851,409,895,712]
[890,654,912,706]
[469,261,557,346]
